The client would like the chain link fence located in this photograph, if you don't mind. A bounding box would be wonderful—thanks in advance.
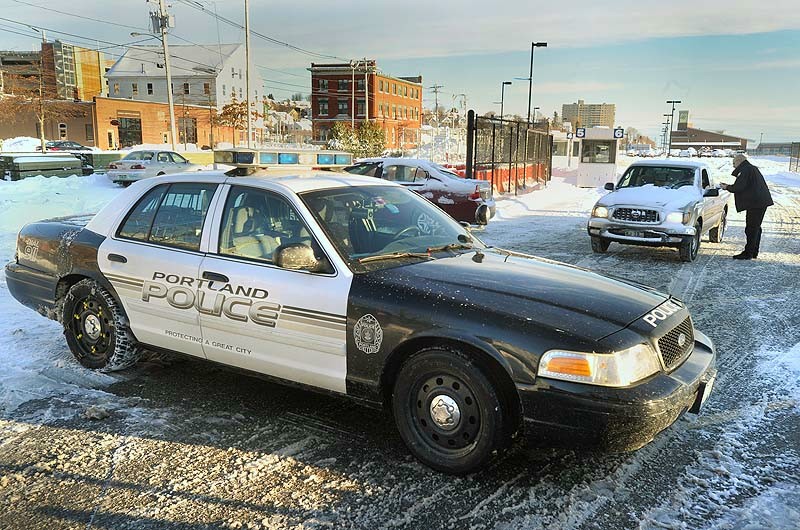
[465,110,552,195]
[791,142,800,173]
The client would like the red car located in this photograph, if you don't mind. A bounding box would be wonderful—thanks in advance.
[344,158,496,225]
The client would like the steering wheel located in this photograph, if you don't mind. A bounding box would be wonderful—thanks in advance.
[394,226,421,239]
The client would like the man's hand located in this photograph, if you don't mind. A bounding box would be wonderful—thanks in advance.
[719,183,728,190]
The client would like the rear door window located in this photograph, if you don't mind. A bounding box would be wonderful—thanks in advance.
[157,152,171,163]
[117,183,217,251]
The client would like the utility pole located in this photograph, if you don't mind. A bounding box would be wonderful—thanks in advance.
[153,0,177,150]
[244,0,252,147]
[666,99,681,157]
[428,84,443,157]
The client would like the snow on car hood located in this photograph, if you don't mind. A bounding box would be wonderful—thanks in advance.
[601,184,700,210]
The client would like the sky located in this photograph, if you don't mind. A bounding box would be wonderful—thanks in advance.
[1,0,799,143]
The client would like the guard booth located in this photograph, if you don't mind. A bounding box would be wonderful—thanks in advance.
[575,127,623,187]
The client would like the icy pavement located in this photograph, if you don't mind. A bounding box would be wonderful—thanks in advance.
[0,158,799,529]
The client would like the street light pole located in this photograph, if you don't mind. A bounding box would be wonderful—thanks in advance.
[666,99,681,157]
[526,42,547,125]
[500,81,511,121]
[244,0,253,148]
[157,0,177,150]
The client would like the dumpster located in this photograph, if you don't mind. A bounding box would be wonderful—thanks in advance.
[1,153,85,181]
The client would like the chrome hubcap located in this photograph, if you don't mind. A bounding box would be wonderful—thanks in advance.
[84,314,102,340]
[429,394,460,430]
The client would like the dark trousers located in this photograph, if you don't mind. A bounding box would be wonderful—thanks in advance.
[744,207,767,257]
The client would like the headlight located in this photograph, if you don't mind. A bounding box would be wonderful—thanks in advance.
[665,211,690,224]
[592,206,608,218]
[537,344,661,387]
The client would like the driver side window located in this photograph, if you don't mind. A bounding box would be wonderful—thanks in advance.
[701,169,710,189]
[218,187,318,265]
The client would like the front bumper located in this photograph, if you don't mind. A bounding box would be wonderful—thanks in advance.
[518,332,717,451]
[588,217,694,246]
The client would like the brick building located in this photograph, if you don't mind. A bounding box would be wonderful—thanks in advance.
[562,100,616,129]
[308,61,422,149]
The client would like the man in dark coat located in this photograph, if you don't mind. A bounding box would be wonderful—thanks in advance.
[720,154,773,260]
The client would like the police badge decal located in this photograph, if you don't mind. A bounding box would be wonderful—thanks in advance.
[354,314,383,354]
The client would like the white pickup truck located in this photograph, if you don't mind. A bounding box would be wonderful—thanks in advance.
[587,160,730,262]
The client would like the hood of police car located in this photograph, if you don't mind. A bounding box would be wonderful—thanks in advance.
[369,249,669,341]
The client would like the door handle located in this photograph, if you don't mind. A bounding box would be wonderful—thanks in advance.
[108,253,127,263]
[202,271,229,283]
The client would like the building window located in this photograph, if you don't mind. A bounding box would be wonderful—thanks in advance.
[132,83,138,96]
[338,79,349,92]
[239,87,243,98]
[392,105,397,119]
[319,79,328,91]
[231,67,235,78]
[85,123,93,141]
[357,99,365,116]
[393,83,397,95]
[113,83,119,95]
[379,80,384,92]
[183,83,190,95]
[338,99,348,115]
[204,82,211,95]
[147,83,154,95]
[319,98,328,115]
[357,78,365,91]
[403,86,407,97]
[58,123,68,139]
[222,84,226,96]
[239,68,242,78]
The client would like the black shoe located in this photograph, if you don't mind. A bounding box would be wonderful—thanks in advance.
[733,252,752,260]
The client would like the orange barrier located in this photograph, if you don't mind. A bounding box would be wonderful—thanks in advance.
[471,164,548,195]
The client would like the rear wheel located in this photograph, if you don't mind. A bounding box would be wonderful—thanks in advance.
[62,279,141,371]
[679,223,702,262]
[590,236,610,253]
[709,210,727,243]
[392,349,506,474]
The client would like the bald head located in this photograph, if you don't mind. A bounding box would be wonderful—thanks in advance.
[733,154,747,168]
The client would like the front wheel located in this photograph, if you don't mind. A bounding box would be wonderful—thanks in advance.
[62,279,141,371]
[591,236,610,253]
[392,349,506,474]
[679,224,701,262]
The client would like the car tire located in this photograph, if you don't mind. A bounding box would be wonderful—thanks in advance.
[590,236,610,253]
[679,223,701,262]
[62,279,141,371]
[709,210,726,243]
[392,348,506,474]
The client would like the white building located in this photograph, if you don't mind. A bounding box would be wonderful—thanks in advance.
[105,43,263,110]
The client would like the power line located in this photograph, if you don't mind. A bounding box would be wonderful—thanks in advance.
[10,0,150,32]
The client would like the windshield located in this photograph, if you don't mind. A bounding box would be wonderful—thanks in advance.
[300,185,483,270]
[617,166,696,189]
[432,163,463,179]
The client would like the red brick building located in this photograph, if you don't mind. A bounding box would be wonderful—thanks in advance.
[308,61,422,150]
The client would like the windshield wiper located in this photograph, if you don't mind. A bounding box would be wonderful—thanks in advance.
[358,252,435,264]
[426,243,474,253]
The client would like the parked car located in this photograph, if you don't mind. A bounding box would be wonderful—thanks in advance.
[343,158,496,225]
[587,160,730,262]
[107,150,202,185]
[677,149,692,158]
[36,140,92,152]
[6,165,717,474]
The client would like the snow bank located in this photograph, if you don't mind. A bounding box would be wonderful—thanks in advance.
[0,174,123,413]
[1,136,42,152]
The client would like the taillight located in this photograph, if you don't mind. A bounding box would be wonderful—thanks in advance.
[130,164,146,170]
[108,163,118,169]
[469,186,481,200]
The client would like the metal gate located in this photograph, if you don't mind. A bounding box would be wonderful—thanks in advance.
[465,110,552,195]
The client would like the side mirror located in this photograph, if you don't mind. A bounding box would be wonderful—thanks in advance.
[275,243,328,272]
[604,182,615,191]
[703,188,720,197]
[458,220,472,231]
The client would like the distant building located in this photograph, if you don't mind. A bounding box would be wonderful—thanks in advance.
[752,142,794,156]
[670,128,747,152]
[308,60,423,149]
[105,44,262,110]
[0,50,41,94]
[562,100,616,129]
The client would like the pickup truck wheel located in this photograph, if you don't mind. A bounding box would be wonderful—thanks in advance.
[590,236,610,253]
[709,210,726,243]
[392,349,505,474]
[679,224,701,262]
[62,279,141,371]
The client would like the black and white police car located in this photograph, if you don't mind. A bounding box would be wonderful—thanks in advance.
[6,150,717,474]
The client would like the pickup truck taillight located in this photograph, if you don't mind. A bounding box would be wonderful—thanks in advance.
[469,186,481,200]
[130,164,146,170]
[108,163,118,169]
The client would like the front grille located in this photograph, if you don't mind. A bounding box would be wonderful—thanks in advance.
[657,317,694,371]
[612,208,659,223]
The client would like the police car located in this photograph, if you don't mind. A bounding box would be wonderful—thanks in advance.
[5,149,717,474]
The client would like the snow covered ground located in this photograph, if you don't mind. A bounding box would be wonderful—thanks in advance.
[0,157,798,529]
